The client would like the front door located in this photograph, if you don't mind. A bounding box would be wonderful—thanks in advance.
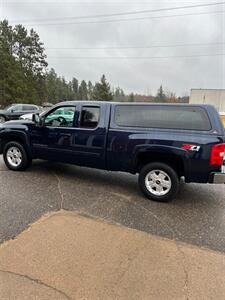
[31,105,77,162]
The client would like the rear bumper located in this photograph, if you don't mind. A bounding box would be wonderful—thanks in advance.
[209,171,225,184]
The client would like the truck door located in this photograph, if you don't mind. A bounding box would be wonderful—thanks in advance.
[30,105,77,162]
[71,103,109,169]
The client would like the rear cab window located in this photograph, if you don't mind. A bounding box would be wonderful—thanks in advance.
[80,106,100,129]
[113,105,211,131]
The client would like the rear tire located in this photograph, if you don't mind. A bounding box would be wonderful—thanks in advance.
[3,141,31,171]
[138,162,179,202]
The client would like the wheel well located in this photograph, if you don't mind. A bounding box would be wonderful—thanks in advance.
[0,115,8,123]
[0,136,26,154]
[136,151,185,177]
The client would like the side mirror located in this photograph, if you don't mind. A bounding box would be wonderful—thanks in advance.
[32,113,40,125]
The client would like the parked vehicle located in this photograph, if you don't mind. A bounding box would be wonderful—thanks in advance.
[0,104,40,123]
[19,106,49,121]
[0,101,225,202]
[19,113,35,121]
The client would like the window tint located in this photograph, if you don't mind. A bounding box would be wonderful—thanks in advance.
[80,106,100,129]
[23,105,37,111]
[22,105,29,111]
[45,106,76,127]
[114,105,211,131]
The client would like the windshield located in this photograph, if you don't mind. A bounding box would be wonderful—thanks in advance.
[4,104,15,111]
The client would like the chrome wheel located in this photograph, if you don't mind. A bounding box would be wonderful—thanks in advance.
[6,146,22,167]
[145,169,172,196]
[0,116,5,123]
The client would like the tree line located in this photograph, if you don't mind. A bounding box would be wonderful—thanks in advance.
[45,70,113,104]
[0,20,188,107]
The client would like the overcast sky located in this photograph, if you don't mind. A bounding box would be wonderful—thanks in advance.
[1,0,225,96]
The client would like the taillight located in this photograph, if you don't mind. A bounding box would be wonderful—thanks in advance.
[210,143,225,166]
[182,144,194,150]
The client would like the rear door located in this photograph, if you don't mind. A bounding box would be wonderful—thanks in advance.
[71,103,109,169]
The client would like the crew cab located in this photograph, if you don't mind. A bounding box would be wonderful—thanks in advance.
[0,101,225,202]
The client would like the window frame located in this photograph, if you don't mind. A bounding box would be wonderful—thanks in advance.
[43,105,77,128]
[79,105,100,130]
[112,104,212,132]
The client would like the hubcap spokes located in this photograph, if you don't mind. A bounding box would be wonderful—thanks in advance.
[145,170,172,196]
[7,147,22,167]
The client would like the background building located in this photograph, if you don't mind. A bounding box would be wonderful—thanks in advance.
[189,89,225,127]
[190,89,225,112]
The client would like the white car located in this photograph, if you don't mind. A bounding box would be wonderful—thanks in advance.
[19,107,47,120]
[19,113,33,120]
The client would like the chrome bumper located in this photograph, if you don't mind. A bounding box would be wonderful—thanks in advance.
[210,172,225,184]
[222,164,225,174]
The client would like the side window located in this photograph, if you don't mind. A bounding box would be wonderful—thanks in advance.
[29,105,38,111]
[23,105,34,111]
[80,106,100,129]
[44,106,76,127]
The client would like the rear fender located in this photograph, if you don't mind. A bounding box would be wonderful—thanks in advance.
[133,144,190,177]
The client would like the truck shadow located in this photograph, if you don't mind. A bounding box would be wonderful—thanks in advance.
[31,160,223,208]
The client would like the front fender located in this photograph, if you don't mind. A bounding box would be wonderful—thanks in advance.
[0,128,32,156]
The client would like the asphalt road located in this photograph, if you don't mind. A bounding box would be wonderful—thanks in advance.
[0,155,225,253]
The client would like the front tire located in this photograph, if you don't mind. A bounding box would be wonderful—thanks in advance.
[138,162,179,202]
[3,141,31,171]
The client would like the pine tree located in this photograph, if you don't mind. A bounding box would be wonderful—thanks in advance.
[92,75,113,101]
[45,68,58,103]
[0,20,48,106]
[72,77,79,99]
[87,81,93,100]
[155,85,167,103]
[78,80,88,100]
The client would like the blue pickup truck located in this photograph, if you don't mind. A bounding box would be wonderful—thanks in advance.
[0,101,225,202]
